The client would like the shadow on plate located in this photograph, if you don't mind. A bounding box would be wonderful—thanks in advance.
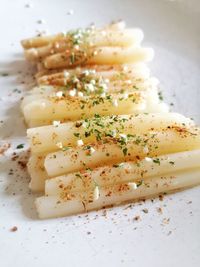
[0,56,39,220]
[1,149,40,220]
[0,57,36,89]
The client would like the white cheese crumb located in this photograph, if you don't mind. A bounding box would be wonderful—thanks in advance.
[72,77,79,83]
[111,130,117,137]
[90,70,96,74]
[119,134,127,139]
[74,33,82,39]
[77,139,84,146]
[89,147,95,154]
[82,122,87,128]
[100,92,106,98]
[104,78,110,83]
[125,80,132,85]
[74,45,80,50]
[128,182,137,190]
[77,91,84,97]
[82,70,89,76]
[53,120,60,127]
[56,91,64,98]
[54,42,60,49]
[122,93,128,99]
[100,83,108,91]
[112,99,118,107]
[122,65,128,72]
[69,89,77,97]
[56,142,63,149]
[85,83,94,92]
[63,71,69,78]
[143,146,149,154]
[90,79,96,85]
[145,157,152,162]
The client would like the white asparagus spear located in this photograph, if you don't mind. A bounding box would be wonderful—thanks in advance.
[35,63,150,81]
[21,87,159,120]
[25,102,169,128]
[22,91,156,123]
[44,127,200,177]
[27,113,194,154]
[21,34,63,49]
[21,22,128,49]
[72,29,142,48]
[24,29,144,61]
[36,66,151,87]
[45,149,200,195]
[44,47,154,69]
[21,77,158,107]
[32,77,155,94]
[36,168,200,218]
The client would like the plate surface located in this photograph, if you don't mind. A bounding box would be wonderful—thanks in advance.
[0,0,200,266]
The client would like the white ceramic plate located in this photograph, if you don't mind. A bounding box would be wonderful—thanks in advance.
[0,0,199,266]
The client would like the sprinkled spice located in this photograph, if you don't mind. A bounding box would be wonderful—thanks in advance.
[0,142,11,155]
[142,208,148,214]
[162,218,170,225]
[157,207,163,214]
[133,215,140,221]
[113,163,124,168]
[159,194,164,201]
[10,226,18,232]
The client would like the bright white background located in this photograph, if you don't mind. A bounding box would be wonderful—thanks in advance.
[0,0,199,266]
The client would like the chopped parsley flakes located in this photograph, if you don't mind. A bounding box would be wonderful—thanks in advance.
[16,144,24,149]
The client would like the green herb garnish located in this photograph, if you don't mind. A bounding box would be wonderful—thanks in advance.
[153,158,161,165]
[16,144,24,149]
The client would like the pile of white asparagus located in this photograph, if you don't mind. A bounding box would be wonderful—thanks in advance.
[20,21,200,219]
